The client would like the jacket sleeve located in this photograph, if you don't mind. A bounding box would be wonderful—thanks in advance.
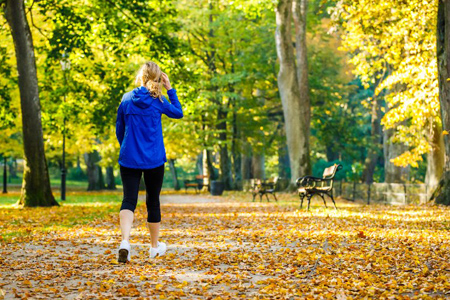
[161,89,183,119]
[115,101,125,146]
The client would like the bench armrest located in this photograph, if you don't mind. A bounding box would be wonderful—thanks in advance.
[296,176,323,187]
[261,182,275,188]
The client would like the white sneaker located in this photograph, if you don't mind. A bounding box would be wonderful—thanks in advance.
[118,240,131,263]
[150,242,167,258]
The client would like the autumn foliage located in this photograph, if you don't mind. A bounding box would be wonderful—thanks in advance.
[1,192,449,299]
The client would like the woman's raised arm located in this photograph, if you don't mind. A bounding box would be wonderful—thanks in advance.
[162,89,183,119]
[160,73,183,119]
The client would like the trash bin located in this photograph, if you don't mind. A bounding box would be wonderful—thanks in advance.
[210,180,224,196]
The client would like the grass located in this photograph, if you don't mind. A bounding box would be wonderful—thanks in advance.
[1,171,180,190]
[0,194,19,206]
[1,178,117,189]
[0,191,124,243]
[0,190,123,206]
[0,188,201,243]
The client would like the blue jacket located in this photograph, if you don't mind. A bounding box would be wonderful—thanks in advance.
[115,87,183,169]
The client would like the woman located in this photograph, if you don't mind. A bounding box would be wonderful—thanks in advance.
[115,61,183,263]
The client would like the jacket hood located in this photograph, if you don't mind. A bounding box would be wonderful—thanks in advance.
[131,86,153,108]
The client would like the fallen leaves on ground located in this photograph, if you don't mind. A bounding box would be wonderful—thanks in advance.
[0,192,449,299]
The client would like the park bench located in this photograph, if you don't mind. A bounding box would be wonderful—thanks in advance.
[184,175,208,193]
[296,164,342,210]
[251,177,279,202]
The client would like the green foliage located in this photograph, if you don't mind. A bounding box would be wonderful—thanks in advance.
[309,32,371,164]
[313,159,357,181]
[25,0,187,166]
[177,0,281,156]
[0,46,15,130]
[2,0,428,186]
[0,24,22,158]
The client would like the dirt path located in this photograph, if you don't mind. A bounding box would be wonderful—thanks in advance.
[159,194,224,204]
[1,194,249,299]
[1,194,449,299]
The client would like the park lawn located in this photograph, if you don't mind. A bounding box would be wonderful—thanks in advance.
[0,192,123,243]
[0,175,96,188]
[0,189,202,242]
[0,191,449,299]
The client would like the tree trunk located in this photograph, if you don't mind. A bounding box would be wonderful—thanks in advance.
[219,144,232,189]
[292,0,311,128]
[217,109,233,190]
[278,143,291,179]
[362,97,383,184]
[105,166,116,190]
[168,159,180,191]
[433,0,450,204]
[241,142,252,180]
[84,151,105,191]
[275,0,311,188]
[425,121,445,189]
[3,156,7,194]
[205,149,217,181]
[252,153,265,179]
[4,0,57,206]
[202,150,212,190]
[231,105,242,190]
[383,128,410,183]
[9,158,17,179]
[98,167,105,190]
[76,155,82,173]
[232,152,242,190]
[196,153,203,175]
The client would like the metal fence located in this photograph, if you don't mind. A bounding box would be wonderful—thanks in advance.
[334,181,437,205]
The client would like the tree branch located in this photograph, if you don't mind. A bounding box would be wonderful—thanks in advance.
[191,29,206,43]
[103,0,152,37]
[216,53,227,72]
[187,35,210,66]
[28,1,50,39]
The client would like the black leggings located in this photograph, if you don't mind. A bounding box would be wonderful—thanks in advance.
[120,164,165,223]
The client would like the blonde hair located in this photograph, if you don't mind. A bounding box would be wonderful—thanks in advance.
[135,61,163,102]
